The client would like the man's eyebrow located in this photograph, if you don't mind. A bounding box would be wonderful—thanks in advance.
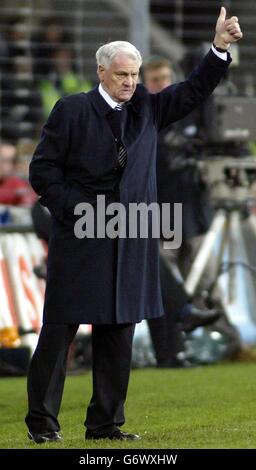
[115,70,138,75]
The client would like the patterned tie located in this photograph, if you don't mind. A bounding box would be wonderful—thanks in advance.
[115,104,127,168]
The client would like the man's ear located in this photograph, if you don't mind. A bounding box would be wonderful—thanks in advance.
[97,65,105,81]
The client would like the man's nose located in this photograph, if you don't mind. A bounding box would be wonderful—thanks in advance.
[124,76,133,87]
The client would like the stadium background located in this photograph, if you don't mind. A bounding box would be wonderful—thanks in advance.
[1,0,256,449]
[1,0,255,140]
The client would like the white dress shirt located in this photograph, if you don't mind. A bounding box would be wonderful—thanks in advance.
[211,44,228,61]
[98,83,121,109]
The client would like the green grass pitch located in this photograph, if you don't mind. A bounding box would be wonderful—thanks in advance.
[1,363,256,449]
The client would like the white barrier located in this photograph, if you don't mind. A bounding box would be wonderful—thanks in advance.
[0,232,91,338]
[0,233,45,332]
[0,244,17,328]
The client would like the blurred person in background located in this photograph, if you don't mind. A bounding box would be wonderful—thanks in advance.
[143,57,220,368]
[1,53,42,141]
[143,55,241,366]
[38,45,92,118]
[0,16,42,141]
[1,15,29,71]
[32,17,71,80]
[0,30,8,64]
[0,141,36,208]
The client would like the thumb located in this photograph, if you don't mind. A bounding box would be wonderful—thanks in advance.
[218,6,226,22]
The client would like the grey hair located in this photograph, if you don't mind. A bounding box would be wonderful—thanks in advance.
[96,41,142,69]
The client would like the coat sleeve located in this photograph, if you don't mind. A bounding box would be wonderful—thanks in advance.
[151,49,232,131]
[29,98,72,222]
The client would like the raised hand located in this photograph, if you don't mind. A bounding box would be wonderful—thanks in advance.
[214,6,243,50]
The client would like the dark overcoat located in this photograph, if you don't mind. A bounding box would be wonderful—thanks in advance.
[29,49,231,324]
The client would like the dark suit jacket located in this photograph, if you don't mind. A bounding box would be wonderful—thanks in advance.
[29,49,231,324]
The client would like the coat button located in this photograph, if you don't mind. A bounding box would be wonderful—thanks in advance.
[113,166,119,172]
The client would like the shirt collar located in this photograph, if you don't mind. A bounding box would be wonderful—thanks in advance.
[87,84,140,116]
[98,83,122,109]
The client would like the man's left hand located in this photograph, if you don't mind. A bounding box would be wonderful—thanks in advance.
[214,6,243,50]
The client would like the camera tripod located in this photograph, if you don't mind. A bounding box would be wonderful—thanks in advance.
[183,157,256,344]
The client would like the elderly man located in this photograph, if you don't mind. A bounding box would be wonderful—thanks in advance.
[25,7,242,443]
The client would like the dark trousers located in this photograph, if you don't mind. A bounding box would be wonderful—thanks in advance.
[147,314,183,365]
[25,323,135,434]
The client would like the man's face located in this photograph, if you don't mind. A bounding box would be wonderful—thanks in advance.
[144,66,172,94]
[98,53,140,103]
[0,144,16,179]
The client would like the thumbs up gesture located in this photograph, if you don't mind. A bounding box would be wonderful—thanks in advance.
[214,6,243,50]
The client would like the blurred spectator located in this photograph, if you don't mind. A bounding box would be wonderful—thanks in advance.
[1,16,30,74]
[0,16,42,141]
[0,141,36,207]
[143,57,241,366]
[1,53,42,141]
[0,31,8,64]
[38,46,92,118]
[32,18,71,80]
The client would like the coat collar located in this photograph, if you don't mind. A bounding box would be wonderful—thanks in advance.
[88,85,141,116]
